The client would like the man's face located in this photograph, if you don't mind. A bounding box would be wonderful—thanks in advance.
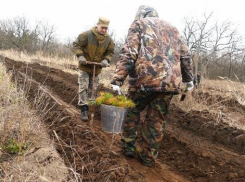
[97,24,108,35]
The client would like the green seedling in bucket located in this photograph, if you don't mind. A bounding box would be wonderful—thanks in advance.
[95,92,135,108]
[91,92,135,134]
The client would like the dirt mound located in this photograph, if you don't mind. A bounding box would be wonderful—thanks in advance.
[189,88,245,130]
[192,90,245,112]
[3,57,245,182]
[168,106,245,154]
[30,58,78,71]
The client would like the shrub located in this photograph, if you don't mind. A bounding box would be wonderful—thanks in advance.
[2,138,30,154]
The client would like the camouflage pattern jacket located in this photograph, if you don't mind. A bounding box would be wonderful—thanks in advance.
[112,6,193,93]
[73,27,114,75]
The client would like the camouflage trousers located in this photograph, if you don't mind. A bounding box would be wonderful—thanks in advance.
[78,70,99,106]
[122,92,173,164]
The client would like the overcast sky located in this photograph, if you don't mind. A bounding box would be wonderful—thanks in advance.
[1,0,244,43]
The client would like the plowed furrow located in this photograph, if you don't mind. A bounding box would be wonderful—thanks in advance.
[2,57,245,182]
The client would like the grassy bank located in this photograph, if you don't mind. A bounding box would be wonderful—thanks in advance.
[0,62,68,181]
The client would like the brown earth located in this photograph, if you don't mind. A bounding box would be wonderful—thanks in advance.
[2,56,245,182]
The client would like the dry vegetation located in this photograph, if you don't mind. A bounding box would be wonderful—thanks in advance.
[0,13,244,182]
[0,49,78,74]
[0,62,68,181]
[173,78,245,130]
[1,50,245,181]
[174,79,245,110]
[202,79,245,105]
[0,49,118,88]
[2,50,244,129]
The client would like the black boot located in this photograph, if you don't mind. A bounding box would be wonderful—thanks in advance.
[81,105,89,121]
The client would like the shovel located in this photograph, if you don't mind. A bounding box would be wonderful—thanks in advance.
[86,61,109,126]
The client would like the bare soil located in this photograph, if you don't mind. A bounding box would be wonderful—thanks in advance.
[2,57,245,182]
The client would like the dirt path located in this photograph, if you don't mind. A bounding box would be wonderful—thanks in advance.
[2,57,245,182]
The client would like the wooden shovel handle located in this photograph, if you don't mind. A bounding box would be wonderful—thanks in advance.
[85,61,110,67]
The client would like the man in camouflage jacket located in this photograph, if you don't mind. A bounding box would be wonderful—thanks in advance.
[73,17,114,121]
[111,5,193,166]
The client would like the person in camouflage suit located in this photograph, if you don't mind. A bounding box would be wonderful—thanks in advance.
[73,17,114,121]
[111,5,194,166]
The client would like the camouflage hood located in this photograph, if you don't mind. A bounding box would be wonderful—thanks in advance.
[134,5,159,21]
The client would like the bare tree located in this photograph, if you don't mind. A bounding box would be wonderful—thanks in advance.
[0,16,39,53]
[0,19,16,49]
[182,12,245,81]
[183,12,214,80]
[38,21,56,54]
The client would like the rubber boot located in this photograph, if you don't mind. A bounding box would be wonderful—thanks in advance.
[81,105,89,121]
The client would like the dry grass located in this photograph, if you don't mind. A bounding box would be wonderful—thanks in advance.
[0,62,68,181]
[173,78,245,130]
[0,49,121,90]
[0,62,38,146]
[0,49,78,74]
[99,65,116,86]
[174,78,245,110]
[99,65,130,94]
[202,79,245,106]
[0,49,125,91]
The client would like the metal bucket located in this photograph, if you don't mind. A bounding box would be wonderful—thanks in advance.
[101,104,128,134]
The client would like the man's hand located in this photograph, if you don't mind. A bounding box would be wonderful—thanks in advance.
[111,84,123,95]
[111,84,120,91]
[101,59,109,67]
[183,81,194,91]
[79,56,87,65]
[111,80,123,95]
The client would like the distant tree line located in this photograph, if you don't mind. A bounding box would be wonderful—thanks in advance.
[0,16,123,62]
[0,16,73,58]
[1,15,245,81]
[183,12,245,81]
